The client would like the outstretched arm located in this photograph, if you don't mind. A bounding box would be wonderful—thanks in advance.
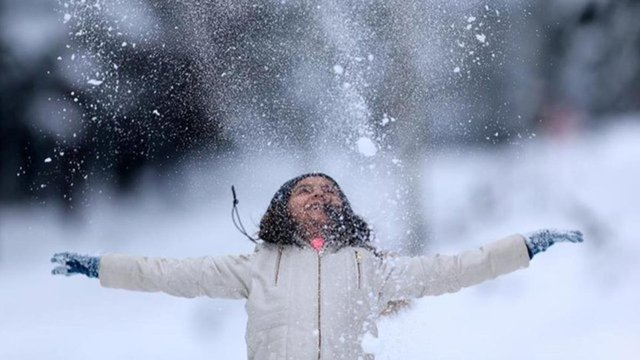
[378,229,583,303]
[51,252,254,299]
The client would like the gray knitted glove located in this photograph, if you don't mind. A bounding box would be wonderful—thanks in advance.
[51,252,100,278]
[524,229,584,259]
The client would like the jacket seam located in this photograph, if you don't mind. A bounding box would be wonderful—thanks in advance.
[274,246,283,286]
[354,250,362,290]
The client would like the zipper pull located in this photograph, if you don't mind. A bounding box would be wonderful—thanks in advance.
[355,250,362,289]
[355,251,363,262]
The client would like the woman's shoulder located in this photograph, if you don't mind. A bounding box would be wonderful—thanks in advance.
[252,241,294,255]
[340,244,387,262]
[253,241,277,253]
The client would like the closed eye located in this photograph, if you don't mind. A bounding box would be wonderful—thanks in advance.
[322,185,338,194]
[294,185,312,194]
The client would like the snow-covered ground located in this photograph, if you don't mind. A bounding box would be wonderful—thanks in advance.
[1,121,639,359]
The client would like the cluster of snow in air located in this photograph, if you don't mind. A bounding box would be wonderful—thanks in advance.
[51,0,510,166]
[44,0,538,248]
[361,331,383,354]
[356,137,377,157]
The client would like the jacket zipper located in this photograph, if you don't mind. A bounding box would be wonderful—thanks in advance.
[354,250,362,289]
[317,251,322,360]
[274,246,283,286]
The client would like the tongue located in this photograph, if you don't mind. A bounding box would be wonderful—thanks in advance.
[310,237,325,252]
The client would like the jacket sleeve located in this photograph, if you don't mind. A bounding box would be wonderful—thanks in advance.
[378,234,530,303]
[98,253,254,299]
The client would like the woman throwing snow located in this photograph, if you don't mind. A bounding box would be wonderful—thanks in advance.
[51,173,583,360]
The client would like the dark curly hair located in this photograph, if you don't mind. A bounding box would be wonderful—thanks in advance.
[259,173,376,251]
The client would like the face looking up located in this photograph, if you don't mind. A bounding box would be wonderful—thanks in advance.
[287,176,343,238]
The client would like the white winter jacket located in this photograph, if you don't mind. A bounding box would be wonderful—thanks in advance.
[99,234,530,360]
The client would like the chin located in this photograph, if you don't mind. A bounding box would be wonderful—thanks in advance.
[304,217,330,228]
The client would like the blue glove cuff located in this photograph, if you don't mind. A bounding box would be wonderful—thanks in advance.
[83,257,100,278]
[524,229,555,259]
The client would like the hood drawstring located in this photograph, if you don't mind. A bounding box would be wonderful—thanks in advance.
[231,185,258,243]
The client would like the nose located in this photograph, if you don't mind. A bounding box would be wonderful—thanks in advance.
[312,187,327,199]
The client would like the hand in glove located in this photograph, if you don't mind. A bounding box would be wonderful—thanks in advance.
[51,252,100,278]
[524,229,584,259]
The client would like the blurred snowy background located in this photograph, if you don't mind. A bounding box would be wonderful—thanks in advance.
[1,0,639,358]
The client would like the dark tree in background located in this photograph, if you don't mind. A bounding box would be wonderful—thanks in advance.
[512,0,640,133]
[1,0,229,209]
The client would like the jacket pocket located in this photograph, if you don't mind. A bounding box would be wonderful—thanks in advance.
[274,246,283,286]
